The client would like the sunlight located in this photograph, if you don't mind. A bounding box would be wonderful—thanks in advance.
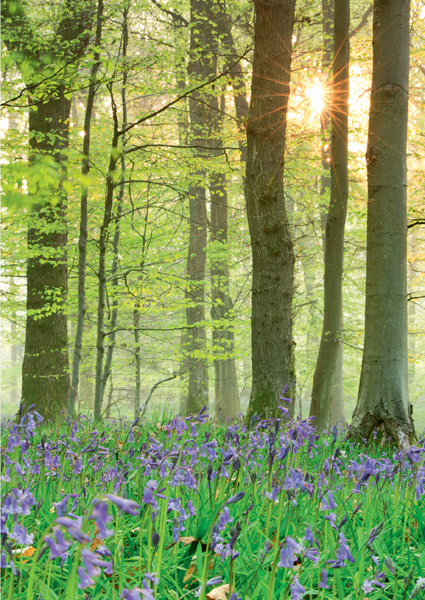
[306,83,325,114]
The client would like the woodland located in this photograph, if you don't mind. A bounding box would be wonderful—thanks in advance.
[1,2,425,599]
[1,0,425,440]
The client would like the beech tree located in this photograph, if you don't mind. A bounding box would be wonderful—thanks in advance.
[1,0,94,420]
[348,0,415,444]
[245,0,297,420]
[309,0,350,429]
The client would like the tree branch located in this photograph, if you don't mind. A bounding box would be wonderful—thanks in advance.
[350,5,372,38]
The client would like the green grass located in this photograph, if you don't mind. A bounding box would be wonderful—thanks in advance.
[1,407,424,600]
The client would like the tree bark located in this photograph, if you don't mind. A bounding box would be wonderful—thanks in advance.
[309,0,349,430]
[2,0,94,420]
[101,7,129,411]
[93,117,120,421]
[69,0,104,418]
[245,0,296,421]
[348,0,415,445]
[184,0,216,414]
[210,95,240,421]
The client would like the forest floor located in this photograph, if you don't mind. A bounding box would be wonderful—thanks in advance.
[1,407,425,600]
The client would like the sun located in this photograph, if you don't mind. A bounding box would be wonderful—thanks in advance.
[306,83,325,114]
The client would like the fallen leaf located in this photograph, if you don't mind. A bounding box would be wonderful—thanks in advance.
[179,536,197,546]
[12,546,36,557]
[206,584,230,600]
[183,563,196,583]
[90,524,102,551]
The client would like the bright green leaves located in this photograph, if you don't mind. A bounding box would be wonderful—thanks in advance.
[2,154,65,209]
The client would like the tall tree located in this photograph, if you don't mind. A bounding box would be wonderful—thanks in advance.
[245,0,297,421]
[1,0,94,420]
[348,0,415,445]
[184,0,215,414]
[69,0,104,418]
[309,0,350,430]
[209,92,240,421]
[320,0,347,426]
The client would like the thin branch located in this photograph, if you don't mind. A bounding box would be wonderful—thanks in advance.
[407,219,425,229]
[118,50,250,136]
[139,372,181,422]
[349,5,372,38]
[150,0,189,26]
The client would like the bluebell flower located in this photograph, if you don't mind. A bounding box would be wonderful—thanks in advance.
[144,573,160,586]
[384,556,396,574]
[206,577,223,586]
[89,501,114,539]
[56,516,91,544]
[219,507,233,530]
[321,491,337,511]
[319,569,330,589]
[289,576,305,600]
[45,528,70,559]
[9,523,34,545]
[78,566,95,589]
[304,524,314,547]
[106,494,140,515]
[225,491,245,506]
[305,547,319,565]
[266,487,280,502]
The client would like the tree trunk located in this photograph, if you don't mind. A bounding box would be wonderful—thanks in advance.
[309,0,349,430]
[317,0,347,426]
[184,0,216,414]
[2,0,94,420]
[69,0,104,418]
[101,6,129,410]
[93,125,120,421]
[348,0,415,445]
[215,0,249,160]
[408,233,416,395]
[22,98,72,420]
[245,0,296,421]
[209,93,240,420]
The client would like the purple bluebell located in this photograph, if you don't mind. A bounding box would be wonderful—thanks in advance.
[144,573,160,586]
[367,522,384,549]
[89,501,114,539]
[321,491,337,511]
[319,569,330,589]
[56,516,91,544]
[105,494,140,515]
[337,533,355,564]
[289,576,305,600]
[219,507,233,530]
[411,577,425,598]
[305,547,319,565]
[78,566,95,589]
[225,491,245,506]
[304,525,314,547]
[384,556,396,574]
[266,487,279,502]
[9,523,34,545]
[206,577,223,586]
[45,528,70,559]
